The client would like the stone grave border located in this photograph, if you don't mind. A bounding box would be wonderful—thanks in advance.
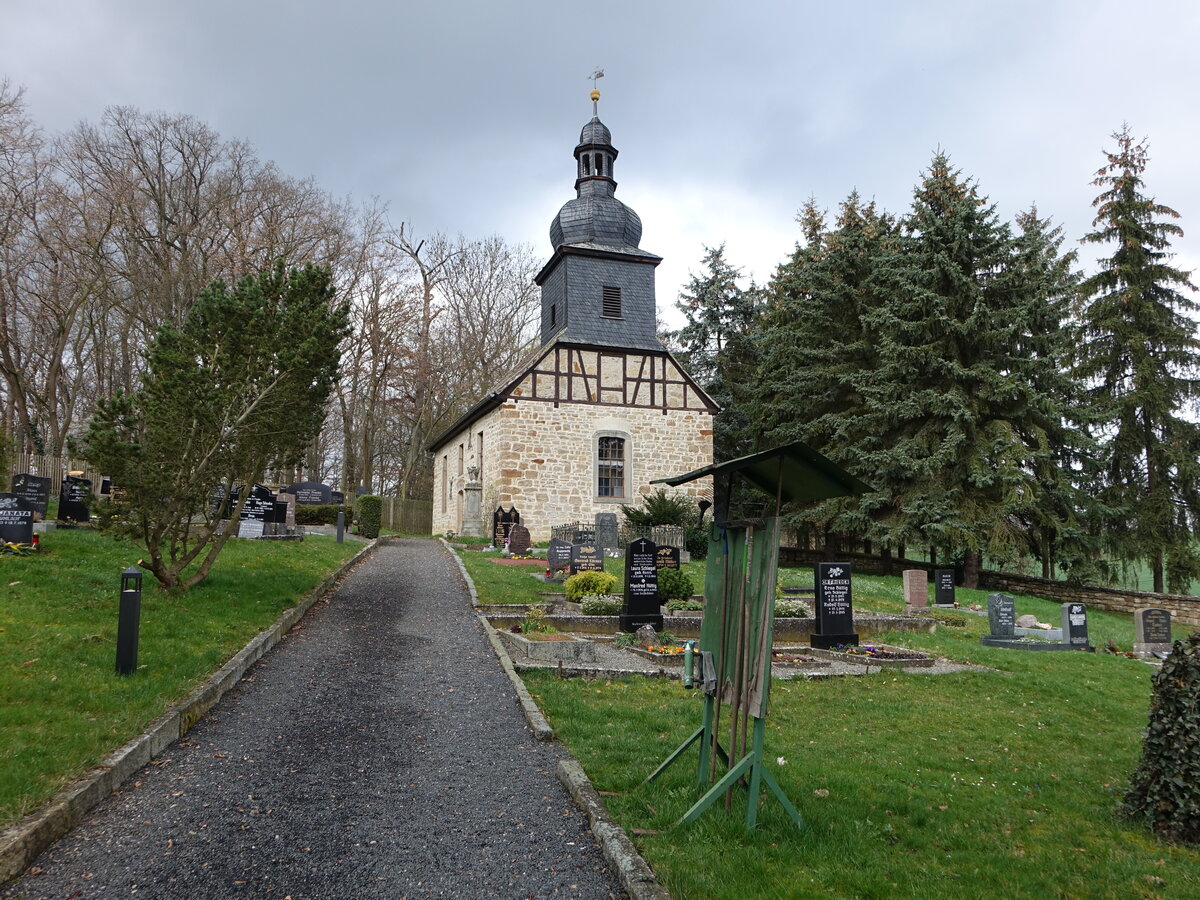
[0,537,380,883]
[803,643,935,669]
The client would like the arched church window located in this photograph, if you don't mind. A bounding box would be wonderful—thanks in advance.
[597,435,626,498]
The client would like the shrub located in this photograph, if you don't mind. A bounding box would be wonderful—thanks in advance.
[657,567,695,603]
[357,494,382,539]
[621,488,697,528]
[564,570,617,601]
[666,596,702,611]
[522,604,556,634]
[775,599,810,618]
[581,594,623,615]
[294,504,344,526]
[1122,632,1200,843]
[685,526,709,560]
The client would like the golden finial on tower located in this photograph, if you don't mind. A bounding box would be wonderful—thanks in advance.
[588,68,604,115]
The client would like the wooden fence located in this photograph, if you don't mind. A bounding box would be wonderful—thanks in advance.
[379,498,433,535]
[7,452,103,498]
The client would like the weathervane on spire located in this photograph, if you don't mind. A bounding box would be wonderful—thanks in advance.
[588,67,604,115]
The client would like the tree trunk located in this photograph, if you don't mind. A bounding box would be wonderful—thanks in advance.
[963,547,982,589]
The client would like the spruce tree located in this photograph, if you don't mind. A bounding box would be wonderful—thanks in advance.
[1076,128,1200,593]
[672,244,761,461]
[752,193,897,550]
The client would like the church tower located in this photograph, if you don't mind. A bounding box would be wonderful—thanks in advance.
[428,87,715,540]
[537,89,662,351]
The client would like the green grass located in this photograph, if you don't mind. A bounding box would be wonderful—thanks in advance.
[523,577,1200,899]
[0,529,358,827]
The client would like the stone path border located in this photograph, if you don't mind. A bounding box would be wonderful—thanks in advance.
[0,537,379,883]
[460,543,673,900]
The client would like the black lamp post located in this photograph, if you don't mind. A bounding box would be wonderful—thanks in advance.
[116,567,143,676]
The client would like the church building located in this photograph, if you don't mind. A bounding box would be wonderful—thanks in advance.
[429,89,716,540]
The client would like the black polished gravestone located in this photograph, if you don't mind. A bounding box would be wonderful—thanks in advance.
[286,481,333,505]
[58,475,91,523]
[237,484,275,538]
[569,542,604,575]
[934,569,956,607]
[811,562,858,649]
[11,474,51,517]
[620,537,663,632]
[492,506,520,546]
[1061,602,1094,651]
[655,545,681,570]
[547,538,573,575]
[0,493,35,544]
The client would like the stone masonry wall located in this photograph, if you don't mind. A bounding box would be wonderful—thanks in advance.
[432,399,712,540]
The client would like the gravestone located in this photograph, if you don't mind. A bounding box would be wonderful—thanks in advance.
[0,493,35,544]
[276,491,297,527]
[11,474,51,517]
[903,569,927,609]
[331,490,345,506]
[934,569,956,607]
[492,506,520,546]
[595,512,619,555]
[547,538,573,576]
[569,542,604,575]
[286,481,333,505]
[1133,608,1173,657]
[620,537,663,632]
[1061,602,1092,650]
[507,523,532,556]
[655,545,681,570]
[58,475,91,523]
[238,484,275,538]
[811,562,858,649]
[986,593,1016,639]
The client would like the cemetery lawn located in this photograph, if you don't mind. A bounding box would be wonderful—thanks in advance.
[523,578,1200,899]
[0,529,359,828]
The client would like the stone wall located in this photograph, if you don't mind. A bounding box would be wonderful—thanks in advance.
[432,399,712,539]
[978,571,1200,628]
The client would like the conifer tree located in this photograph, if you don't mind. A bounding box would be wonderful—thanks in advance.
[672,244,761,460]
[753,194,897,548]
[1075,128,1200,593]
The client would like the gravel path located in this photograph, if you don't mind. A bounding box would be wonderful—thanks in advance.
[3,539,622,900]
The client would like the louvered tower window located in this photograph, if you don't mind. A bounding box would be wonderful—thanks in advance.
[601,285,622,318]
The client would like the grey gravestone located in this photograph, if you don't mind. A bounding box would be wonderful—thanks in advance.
[621,537,663,633]
[58,475,91,523]
[286,481,332,505]
[0,493,35,544]
[507,523,532,556]
[570,542,604,575]
[934,569,956,606]
[238,484,275,538]
[595,512,619,555]
[812,562,858,649]
[548,538,573,575]
[986,594,1016,638]
[12,474,51,516]
[655,545,681,570]
[331,490,345,506]
[903,569,927,608]
[1134,608,1173,657]
[1061,602,1092,649]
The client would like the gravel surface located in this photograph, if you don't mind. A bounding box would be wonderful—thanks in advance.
[4,539,622,900]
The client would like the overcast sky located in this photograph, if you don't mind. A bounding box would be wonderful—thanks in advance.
[4,0,1198,327]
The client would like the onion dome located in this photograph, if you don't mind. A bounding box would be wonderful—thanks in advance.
[549,90,642,250]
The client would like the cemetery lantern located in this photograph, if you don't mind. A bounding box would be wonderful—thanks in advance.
[116,567,143,676]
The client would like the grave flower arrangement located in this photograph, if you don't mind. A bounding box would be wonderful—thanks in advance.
[836,644,924,660]
[2,541,36,556]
